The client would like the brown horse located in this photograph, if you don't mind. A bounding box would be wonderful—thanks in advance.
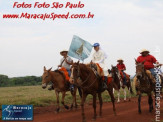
[111,65,133,102]
[42,66,78,112]
[135,60,155,113]
[70,62,116,122]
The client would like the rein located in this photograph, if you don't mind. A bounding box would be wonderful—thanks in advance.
[74,65,97,89]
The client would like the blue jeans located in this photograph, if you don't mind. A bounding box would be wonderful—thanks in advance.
[122,71,127,85]
[67,69,71,76]
[67,69,74,89]
[149,68,156,77]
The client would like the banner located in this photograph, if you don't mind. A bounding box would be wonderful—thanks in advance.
[68,35,92,61]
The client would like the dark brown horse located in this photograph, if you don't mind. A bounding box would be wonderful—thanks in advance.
[70,62,116,122]
[135,60,155,113]
[42,66,77,112]
[111,65,133,102]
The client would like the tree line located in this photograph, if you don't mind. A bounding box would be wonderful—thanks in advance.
[0,74,42,87]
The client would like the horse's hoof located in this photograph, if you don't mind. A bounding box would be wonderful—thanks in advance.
[55,108,60,113]
[138,111,142,114]
[64,105,69,110]
[75,105,78,109]
[70,105,73,110]
[128,99,131,102]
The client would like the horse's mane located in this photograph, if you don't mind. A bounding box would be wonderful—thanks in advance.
[79,63,92,72]
[54,70,66,81]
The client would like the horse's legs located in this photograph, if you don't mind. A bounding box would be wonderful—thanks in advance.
[92,93,97,120]
[123,88,126,101]
[108,88,116,115]
[81,93,87,122]
[98,92,103,117]
[113,88,115,94]
[55,90,60,113]
[61,91,69,110]
[71,87,77,109]
[128,87,131,101]
[148,93,153,112]
[117,90,120,103]
[138,94,141,114]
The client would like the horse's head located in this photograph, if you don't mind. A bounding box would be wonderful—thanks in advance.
[111,65,118,73]
[135,59,145,79]
[42,66,52,89]
[70,61,80,84]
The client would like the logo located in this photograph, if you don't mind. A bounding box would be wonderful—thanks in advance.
[2,105,33,121]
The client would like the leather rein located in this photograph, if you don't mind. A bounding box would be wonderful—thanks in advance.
[73,65,97,89]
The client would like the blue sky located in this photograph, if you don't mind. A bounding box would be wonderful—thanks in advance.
[0,0,163,77]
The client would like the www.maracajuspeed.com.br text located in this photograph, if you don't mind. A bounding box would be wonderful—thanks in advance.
[2,12,94,20]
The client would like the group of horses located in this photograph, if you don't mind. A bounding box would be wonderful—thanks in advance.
[41,60,162,122]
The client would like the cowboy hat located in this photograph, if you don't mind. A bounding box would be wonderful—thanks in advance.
[60,50,68,56]
[117,58,124,62]
[140,49,150,54]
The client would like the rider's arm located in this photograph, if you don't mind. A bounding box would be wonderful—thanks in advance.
[65,57,73,65]
[123,64,126,71]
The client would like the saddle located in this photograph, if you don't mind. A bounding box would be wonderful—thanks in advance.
[88,63,112,84]
[54,68,70,81]
[54,69,71,90]
[119,70,130,81]
[87,63,104,79]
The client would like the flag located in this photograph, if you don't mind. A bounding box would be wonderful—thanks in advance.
[68,35,92,61]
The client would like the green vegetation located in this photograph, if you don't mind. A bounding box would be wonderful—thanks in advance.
[0,74,41,87]
[0,85,137,108]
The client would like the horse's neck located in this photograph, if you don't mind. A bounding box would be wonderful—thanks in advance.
[113,71,119,79]
[49,71,66,88]
[79,65,94,81]
[139,72,149,84]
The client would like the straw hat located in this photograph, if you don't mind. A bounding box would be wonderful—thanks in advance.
[60,50,68,56]
[140,49,150,54]
[117,58,124,62]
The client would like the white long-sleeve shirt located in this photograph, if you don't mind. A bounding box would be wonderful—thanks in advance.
[92,50,108,76]
[92,50,105,64]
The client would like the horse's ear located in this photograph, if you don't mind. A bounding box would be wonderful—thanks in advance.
[44,66,46,71]
[77,60,80,64]
[135,58,138,64]
[48,67,52,72]
[142,60,146,64]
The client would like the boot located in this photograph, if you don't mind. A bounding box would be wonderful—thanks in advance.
[103,76,108,90]
[48,84,54,91]
[70,84,74,93]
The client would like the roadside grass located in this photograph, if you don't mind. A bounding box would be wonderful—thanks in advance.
[0,84,139,108]
[0,83,150,109]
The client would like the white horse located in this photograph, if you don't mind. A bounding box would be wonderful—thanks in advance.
[111,66,133,102]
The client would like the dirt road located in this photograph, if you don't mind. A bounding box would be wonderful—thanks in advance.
[1,96,163,122]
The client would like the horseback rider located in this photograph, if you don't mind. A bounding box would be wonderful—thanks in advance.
[48,50,74,91]
[116,59,129,87]
[91,43,108,89]
[134,49,160,84]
